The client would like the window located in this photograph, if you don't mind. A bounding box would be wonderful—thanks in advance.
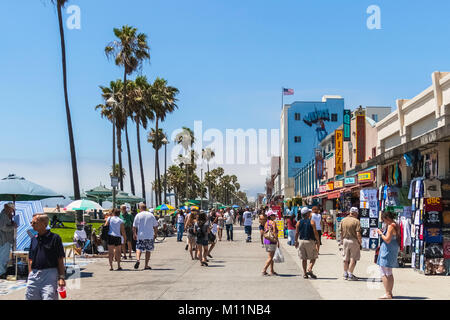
[372,147,377,158]
[372,114,378,122]
[295,156,302,163]
[331,113,338,122]
[294,136,301,143]
[294,113,301,121]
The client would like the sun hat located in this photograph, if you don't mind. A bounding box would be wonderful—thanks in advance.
[350,207,359,214]
[266,210,276,217]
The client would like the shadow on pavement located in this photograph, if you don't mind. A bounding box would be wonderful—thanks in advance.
[277,274,299,278]
[314,277,338,280]
[393,296,428,300]
[206,265,225,268]
[80,272,94,278]
[149,268,175,271]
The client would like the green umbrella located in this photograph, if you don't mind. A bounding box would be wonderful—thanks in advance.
[106,191,144,205]
[0,174,64,202]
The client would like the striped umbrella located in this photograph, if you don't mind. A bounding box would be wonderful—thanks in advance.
[156,204,175,211]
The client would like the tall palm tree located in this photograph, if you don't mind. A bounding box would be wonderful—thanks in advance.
[105,25,150,195]
[175,127,195,202]
[150,78,179,205]
[50,0,80,200]
[202,148,215,206]
[148,128,167,206]
[95,80,126,191]
[129,76,155,201]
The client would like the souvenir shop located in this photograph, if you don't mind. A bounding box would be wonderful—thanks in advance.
[378,146,450,276]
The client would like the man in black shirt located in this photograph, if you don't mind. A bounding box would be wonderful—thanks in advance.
[26,214,66,300]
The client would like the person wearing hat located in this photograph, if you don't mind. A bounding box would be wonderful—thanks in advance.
[340,207,362,281]
[261,210,279,276]
[295,207,320,279]
[0,203,18,278]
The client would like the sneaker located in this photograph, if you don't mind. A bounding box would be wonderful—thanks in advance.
[347,275,359,281]
[343,274,348,280]
[306,271,317,279]
[134,261,140,270]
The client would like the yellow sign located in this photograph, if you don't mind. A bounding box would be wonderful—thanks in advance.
[334,180,344,189]
[335,129,343,175]
[327,182,334,191]
[358,172,372,181]
[275,220,284,238]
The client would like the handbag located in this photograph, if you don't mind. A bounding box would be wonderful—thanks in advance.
[208,232,216,242]
[263,221,277,243]
[374,246,380,264]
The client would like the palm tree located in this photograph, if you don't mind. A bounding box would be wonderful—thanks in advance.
[95,80,126,191]
[150,78,179,205]
[50,0,80,200]
[175,127,195,202]
[129,76,155,201]
[105,25,150,195]
[148,128,166,206]
[202,148,215,207]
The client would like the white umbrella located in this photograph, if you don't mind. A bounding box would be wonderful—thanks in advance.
[64,200,104,223]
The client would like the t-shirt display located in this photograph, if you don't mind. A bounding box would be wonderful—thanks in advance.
[360,188,379,250]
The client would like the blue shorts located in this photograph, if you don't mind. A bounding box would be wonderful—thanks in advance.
[136,239,155,252]
[25,268,59,300]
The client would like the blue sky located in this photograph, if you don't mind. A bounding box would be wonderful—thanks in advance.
[1,0,450,203]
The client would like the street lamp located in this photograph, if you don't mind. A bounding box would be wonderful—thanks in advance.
[161,136,169,204]
[106,96,118,209]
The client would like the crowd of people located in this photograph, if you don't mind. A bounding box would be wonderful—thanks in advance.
[0,200,402,300]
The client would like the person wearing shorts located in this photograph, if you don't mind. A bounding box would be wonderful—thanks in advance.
[340,207,362,281]
[311,206,323,252]
[133,203,159,270]
[261,211,279,276]
[119,205,134,260]
[295,207,319,279]
[258,210,268,245]
[217,210,225,241]
[106,209,127,271]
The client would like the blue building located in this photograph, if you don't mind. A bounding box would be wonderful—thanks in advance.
[280,96,345,198]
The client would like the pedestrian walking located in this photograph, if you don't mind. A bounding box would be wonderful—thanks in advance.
[311,206,323,253]
[176,209,185,242]
[258,210,267,246]
[286,213,297,246]
[185,211,197,260]
[106,208,127,271]
[261,210,279,276]
[217,209,225,241]
[224,208,234,241]
[195,211,210,267]
[0,203,18,279]
[243,206,253,242]
[340,207,362,281]
[133,203,159,270]
[376,211,401,299]
[25,214,65,300]
[295,207,319,279]
[207,215,218,258]
[119,205,134,260]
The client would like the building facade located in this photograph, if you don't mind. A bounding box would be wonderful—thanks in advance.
[280,96,345,199]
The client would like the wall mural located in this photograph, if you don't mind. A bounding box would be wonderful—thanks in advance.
[303,108,330,142]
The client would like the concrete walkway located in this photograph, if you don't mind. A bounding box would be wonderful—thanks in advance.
[2,220,449,300]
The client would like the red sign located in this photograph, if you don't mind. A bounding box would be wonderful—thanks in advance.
[356,113,366,164]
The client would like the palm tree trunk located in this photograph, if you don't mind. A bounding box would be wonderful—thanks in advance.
[57,2,80,200]
[117,123,124,191]
[123,71,135,195]
[155,117,161,205]
[136,121,146,201]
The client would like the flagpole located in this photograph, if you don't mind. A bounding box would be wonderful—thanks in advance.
[281,87,284,110]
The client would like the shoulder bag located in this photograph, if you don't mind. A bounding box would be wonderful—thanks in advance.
[263,221,277,243]
[100,218,110,241]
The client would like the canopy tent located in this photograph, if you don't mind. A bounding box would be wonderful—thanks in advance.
[105,191,144,205]
[84,185,112,205]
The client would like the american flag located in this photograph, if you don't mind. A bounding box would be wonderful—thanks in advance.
[283,88,294,95]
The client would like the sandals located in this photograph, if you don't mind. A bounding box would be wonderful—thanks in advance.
[134,261,140,270]
[201,262,209,267]
[261,272,269,276]
[269,272,279,276]
[109,267,114,271]
[306,271,317,279]
[144,266,152,270]
[117,267,123,271]
[303,275,309,279]
[379,294,393,300]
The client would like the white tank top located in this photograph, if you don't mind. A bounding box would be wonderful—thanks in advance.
[108,216,123,237]
[311,213,322,231]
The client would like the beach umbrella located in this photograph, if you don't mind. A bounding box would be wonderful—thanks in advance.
[64,199,104,211]
[232,205,240,208]
[156,204,175,211]
[190,206,199,210]
[0,174,64,251]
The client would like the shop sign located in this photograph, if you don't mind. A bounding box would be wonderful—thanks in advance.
[334,180,344,189]
[275,219,284,239]
[343,109,351,141]
[358,171,373,182]
[319,185,327,193]
[356,109,366,164]
[335,129,343,175]
[315,149,324,180]
[326,182,334,191]
[344,177,356,186]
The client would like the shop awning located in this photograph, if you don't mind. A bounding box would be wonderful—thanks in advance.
[327,191,341,199]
